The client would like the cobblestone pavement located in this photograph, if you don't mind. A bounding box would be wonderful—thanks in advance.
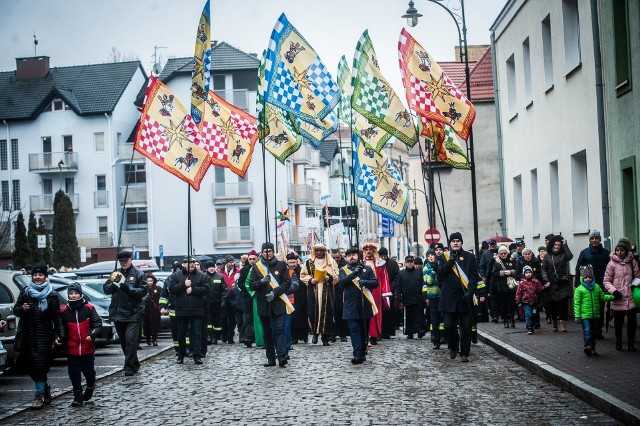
[1,336,618,425]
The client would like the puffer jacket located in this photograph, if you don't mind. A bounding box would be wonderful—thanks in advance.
[603,252,640,311]
[541,245,574,283]
[515,278,544,306]
[574,278,615,319]
[103,265,147,322]
[422,261,441,299]
[61,300,102,356]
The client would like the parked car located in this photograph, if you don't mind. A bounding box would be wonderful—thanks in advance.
[0,339,7,373]
[68,259,160,280]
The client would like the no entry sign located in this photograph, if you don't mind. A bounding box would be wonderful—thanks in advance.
[424,228,441,244]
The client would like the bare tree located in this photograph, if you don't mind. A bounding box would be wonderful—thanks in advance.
[108,46,139,62]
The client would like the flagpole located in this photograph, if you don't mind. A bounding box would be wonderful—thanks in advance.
[261,99,270,243]
[114,146,136,268]
[336,110,352,247]
[187,183,192,257]
[348,110,360,249]
[274,155,278,249]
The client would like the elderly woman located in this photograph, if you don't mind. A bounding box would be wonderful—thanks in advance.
[541,236,574,332]
[603,240,639,351]
[143,273,162,346]
[492,245,518,328]
[13,262,65,409]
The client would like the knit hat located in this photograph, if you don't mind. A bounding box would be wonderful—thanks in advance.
[449,232,463,243]
[538,245,546,252]
[286,252,299,260]
[522,248,533,255]
[414,257,423,265]
[498,245,509,254]
[516,239,525,246]
[545,234,555,241]
[425,249,436,257]
[261,242,275,252]
[433,243,445,251]
[580,265,594,279]
[589,230,601,240]
[378,247,389,256]
[203,260,215,269]
[522,266,533,274]
[616,240,631,253]
[247,249,258,257]
[67,282,83,296]
[31,262,48,277]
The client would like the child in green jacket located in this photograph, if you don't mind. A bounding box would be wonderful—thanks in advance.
[574,265,616,356]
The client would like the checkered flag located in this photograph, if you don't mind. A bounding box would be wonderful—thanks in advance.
[270,63,303,111]
[353,72,389,117]
[138,115,170,161]
[308,57,339,103]
[356,162,377,201]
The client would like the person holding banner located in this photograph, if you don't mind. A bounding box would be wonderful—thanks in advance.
[250,242,292,367]
[437,232,479,363]
[338,247,378,364]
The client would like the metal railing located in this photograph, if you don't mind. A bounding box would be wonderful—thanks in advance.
[30,193,79,213]
[291,143,320,165]
[212,182,252,202]
[94,190,109,208]
[120,230,149,248]
[28,152,78,172]
[213,226,254,246]
[120,185,147,205]
[117,143,145,162]
[287,184,315,205]
[77,232,114,248]
[213,89,250,112]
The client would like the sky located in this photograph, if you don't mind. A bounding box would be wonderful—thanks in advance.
[1,0,506,94]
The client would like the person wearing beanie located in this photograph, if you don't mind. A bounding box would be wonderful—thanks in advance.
[377,247,400,340]
[574,230,610,339]
[143,273,162,347]
[398,255,428,339]
[479,239,500,323]
[330,249,348,343]
[492,245,518,329]
[423,249,444,349]
[541,236,574,332]
[515,265,546,334]
[219,253,241,345]
[515,247,544,328]
[604,240,640,351]
[438,232,479,362]
[250,242,292,367]
[575,265,615,356]
[236,251,261,348]
[61,283,102,407]
[201,260,228,347]
[13,262,65,409]
[287,252,308,345]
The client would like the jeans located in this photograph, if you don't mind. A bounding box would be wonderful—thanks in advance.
[35,380,45,396]
[260,313,286,362]
[581,319,594,348]
[443,311,473,356]
[68,354,96,392]
[177,316,203,357]
[523,304,536,330]
[115,321,141,374]
[347,318,370,359]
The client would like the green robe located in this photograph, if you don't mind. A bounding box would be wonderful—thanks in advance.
[245,269,264,347]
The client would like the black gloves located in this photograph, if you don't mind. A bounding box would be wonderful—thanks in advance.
[613,290,623,300]
[260,276,271,284]
[462,291,471,302]
[354,264,364,274]
[266,291,275,302]
[120,282,129,292]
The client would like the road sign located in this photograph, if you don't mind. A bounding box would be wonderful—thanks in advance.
[381,216,394,237]
[159,244,164,260]
[424,228,441,244]
[37,235,46,249]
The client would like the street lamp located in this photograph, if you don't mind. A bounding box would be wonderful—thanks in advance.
[57,159,64,191]
[401,0,481,257]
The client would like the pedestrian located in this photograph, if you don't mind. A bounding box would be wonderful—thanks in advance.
[378,247,400,339]
[574,265,616,356]
[143,273,162,346]
[361,242,392,346]
[288,252,309,344]
[203,260,227,346]
[160,261,182,355]
[61,283,101,407]
[330,249,348,342]
[250,242,292,367]
[492,245,518,328]
[13,262,65,409]
[437,232,479,362]
[397,255,427,339]
[338,247,378,364]
[283,253,300,356]
[516,248,544,327]
[479,239,498,323]
[423,249,443,349]
[603,240,639,351]
[170,256,209,364]
[541,236,574,332]
[103,250,146,376]
[300,243,339,346]
[235,251,257,347]
[219,255,240,344]
[515,266,546,334]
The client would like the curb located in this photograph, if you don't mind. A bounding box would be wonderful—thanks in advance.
[0,345,173,422]
[477,330,640,425]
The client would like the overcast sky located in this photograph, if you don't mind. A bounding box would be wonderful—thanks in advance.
[1,0,506,94]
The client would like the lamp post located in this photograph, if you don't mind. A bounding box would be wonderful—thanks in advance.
[401,0,480,257]
[57,159,64,191]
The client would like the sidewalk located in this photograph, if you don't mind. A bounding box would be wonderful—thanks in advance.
[478,318,640,425]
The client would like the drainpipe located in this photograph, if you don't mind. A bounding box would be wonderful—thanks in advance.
[2,120,12,213]
[105,113,117,246]
[590,0,611,250]
[490,33,508,237]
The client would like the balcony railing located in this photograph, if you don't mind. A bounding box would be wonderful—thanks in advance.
[28,152,78,172]
[212,182,252,203]
[213,89,251,112]
[291,143,320,165]
[30,193,79,213]
[213,226,254,247]
[117,143,144,162]
[120,185,147,205]
[77,232,114,248]
[94,190,109,208]
[120,230,149,248]
[287,184,315,205]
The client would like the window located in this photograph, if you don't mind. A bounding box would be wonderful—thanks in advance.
[11,180,20,209]
[621,157,638,243]
[530,169,540,234]
[65,177,74,195]
[216,209,227,227]
[43,178,53,195]
[542,15,554,89]
[513,175,523,236]
[212,75,226,90]
[42,136,52,168]
[550,161,561,232]
[237,174,249,196]
[562,0,581,74]
[0,283,13,304]
[1,181,8,211]
[124,164,146,184]
[341,182,351,201]
[98,216,108,233]
[95,176,107,207]
[506,54,517,116]
[522,38,532,104]
[10,139,18,170]
[126,207,148,230]
[239,209,250,227]
[116,132,122,145]
[0,140,6,170]
[571,150,588,232]
[94,132,105,152]
[214,166,225,183]
[613,0,632,95]
[239,209,251,240]
[63,135,73,153]
[96,175,106,191]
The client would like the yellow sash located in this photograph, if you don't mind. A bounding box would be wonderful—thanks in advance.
[255,261,295,314]
[443,252,477,305]
[341,265,379,316]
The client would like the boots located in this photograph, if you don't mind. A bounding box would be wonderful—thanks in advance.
[552,320,558,332]
[510,318,516,328]
[83,383,96,401]
[31,395,44,410]
[43,383,52,405]
[71,390,83,407]
[616,340,622,350]
[558,320,567,332]
[504,319,509,328]
[629,341,637,352]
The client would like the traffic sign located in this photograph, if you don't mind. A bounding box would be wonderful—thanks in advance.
[159,244,164,259]
[424,228,441,244]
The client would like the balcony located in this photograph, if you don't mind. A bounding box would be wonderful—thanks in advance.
[212,182,252,203]
[28,152,78,173]
[77,232,114,248]
[291,143,320,165]
[117,143,145,162]
[213,89,252,112]
[120,185,147,205]
[30,194,79,214]
[94,191,109,208]
[287,184,315,205]
[120,230,149,248]
[213,226,254,247]
[288,226,310,245]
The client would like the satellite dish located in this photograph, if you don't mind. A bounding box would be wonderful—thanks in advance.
[152,63,161,75]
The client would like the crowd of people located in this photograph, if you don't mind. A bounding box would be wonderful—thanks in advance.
[11,229,640,410]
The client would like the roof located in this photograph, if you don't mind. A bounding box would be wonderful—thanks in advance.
[460,47,494,102]
[439,61,476,87]
[0,61,144,122]
[318,139,338,165]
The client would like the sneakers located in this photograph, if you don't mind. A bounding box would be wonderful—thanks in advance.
[584,346,592,357]
[43,384,52,405]
[527,329,533,335]
[71,390,83,407]
[83,383,95,401]
[31,395,44,410]
[176,356,184,364]
[460,355,469,363]
[194,357,203,365]
[278,358,288,368]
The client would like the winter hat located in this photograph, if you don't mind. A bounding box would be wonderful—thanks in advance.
[31,262,48,277]
[434,243,445,251]
[538,245,547,252]
[425,249,436,258]
[345,247,359,256]
[579,265,594,279]
[522,248,534,255]
[449,232,463,243]
[414,257,423,265]
[616,240,631,253]
[522,266,533,274]
[203,260,215,269]
[544,233,555,241]
[404,255,415,262]
[508,243,517,251]
[481,241,489,250]
[247,249,258,257]
[117,250,133,260]
[67,282,83,296]
[378,247,389,256]
[286,252,299,260]
[589,230,601,240]
[261,242,275,252]
[498,245,509,254]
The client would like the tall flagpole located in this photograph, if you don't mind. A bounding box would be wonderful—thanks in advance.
[187,183,192,257]
[336,110,351,247]
[114,146,136,270]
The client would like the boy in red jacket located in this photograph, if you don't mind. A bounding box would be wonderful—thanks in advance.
[515,266,548,335]
[61,283,102,407]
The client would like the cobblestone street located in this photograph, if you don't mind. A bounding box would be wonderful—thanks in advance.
[1,337,618,425]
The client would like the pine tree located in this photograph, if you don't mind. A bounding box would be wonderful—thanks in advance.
[52,190,80,268]
[37,218,52,266]
[27,211,39,262]
[13,212,32,268]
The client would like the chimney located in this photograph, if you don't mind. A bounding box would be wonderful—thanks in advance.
[15,56,50,80]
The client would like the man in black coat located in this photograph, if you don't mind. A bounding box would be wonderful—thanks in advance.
[437,232,479,362]
[203,260,227,346]
[249,242,291,367]
[104,250,147,376]
[236,251,257,347]
[478,239,498,322]
[338,247,378,364]
[397,255,427,339]
[169,256,209,364]
[331,249,348,342]
[379,247,400,338]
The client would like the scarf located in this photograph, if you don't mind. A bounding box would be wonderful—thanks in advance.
[26,280,53,311]
[68,297,85,310]
[581,278,595,291]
